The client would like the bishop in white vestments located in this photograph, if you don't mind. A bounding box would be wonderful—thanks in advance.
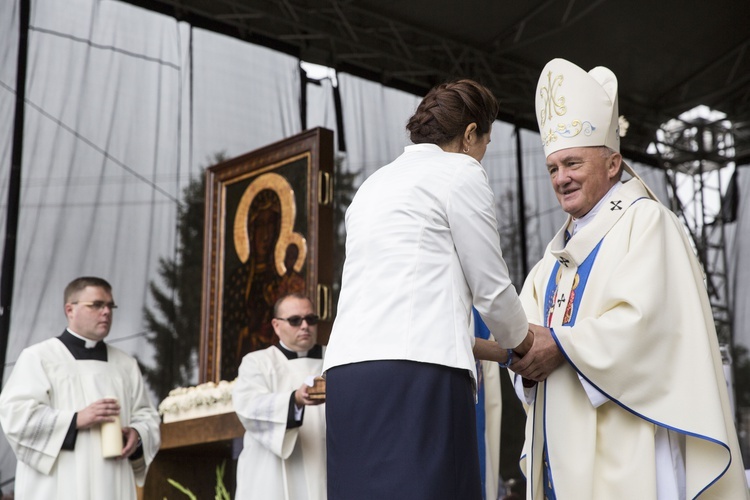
[510,59,749,499]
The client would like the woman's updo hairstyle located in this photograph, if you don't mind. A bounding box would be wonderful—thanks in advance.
[406,79,499,146]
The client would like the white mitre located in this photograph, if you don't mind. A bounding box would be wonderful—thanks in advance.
[535,57,658,200]
[535,58,622,157]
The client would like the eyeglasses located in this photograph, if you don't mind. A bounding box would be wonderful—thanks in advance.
[275,314,319,327]
[72,301,118,310]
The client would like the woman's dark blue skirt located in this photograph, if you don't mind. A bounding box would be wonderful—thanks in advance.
[325,359,482,500]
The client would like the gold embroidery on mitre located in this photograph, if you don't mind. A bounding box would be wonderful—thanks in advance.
[539,70,566,127]
[543,120,596,147]
[544,128,557,146]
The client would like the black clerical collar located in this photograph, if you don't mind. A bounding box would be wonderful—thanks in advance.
[57,330,108,361]
[274,343,322,360]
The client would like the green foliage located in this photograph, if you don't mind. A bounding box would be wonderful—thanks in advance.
[165,460,230,500]
[214,460,231,500]
[166,478,197,500]
[139,153,226,401]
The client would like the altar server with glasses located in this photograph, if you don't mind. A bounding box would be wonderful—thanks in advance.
[0,276,160,500]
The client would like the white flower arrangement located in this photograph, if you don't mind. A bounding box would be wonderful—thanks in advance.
[159,379,237,423]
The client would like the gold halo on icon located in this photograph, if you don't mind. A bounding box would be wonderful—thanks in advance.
[233,172,307,275]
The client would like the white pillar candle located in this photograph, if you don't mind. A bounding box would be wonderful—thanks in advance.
[101,400,123,458]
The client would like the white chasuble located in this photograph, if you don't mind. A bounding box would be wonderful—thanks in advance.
[233,346,326,500]
[0,338,160,500]
[516,178,749,500]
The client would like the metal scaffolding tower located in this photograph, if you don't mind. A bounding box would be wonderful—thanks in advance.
[653,108,735,344]
[651,107,737,414]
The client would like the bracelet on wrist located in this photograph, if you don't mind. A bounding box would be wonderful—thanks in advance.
[498,349,514,368]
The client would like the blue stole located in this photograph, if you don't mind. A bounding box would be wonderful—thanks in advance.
[473,307,491,500]
[543,238,604,327]
[540,235,604,499]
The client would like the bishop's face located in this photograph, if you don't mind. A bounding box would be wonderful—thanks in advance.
[65,286,115,342]
[545,146,621,219]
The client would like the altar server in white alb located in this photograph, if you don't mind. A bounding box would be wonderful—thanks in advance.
[510,58,749,499]
[0,276,161,500]
[233,293,326,500]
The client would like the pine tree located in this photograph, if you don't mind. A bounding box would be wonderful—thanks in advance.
[139,154,224,400]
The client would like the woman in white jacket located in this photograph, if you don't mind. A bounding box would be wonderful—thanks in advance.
[323,79,533,500]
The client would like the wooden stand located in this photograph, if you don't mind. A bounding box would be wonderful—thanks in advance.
[142,413,245,499]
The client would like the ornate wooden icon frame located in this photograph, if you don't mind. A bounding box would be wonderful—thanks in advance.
[200,128,334,382]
